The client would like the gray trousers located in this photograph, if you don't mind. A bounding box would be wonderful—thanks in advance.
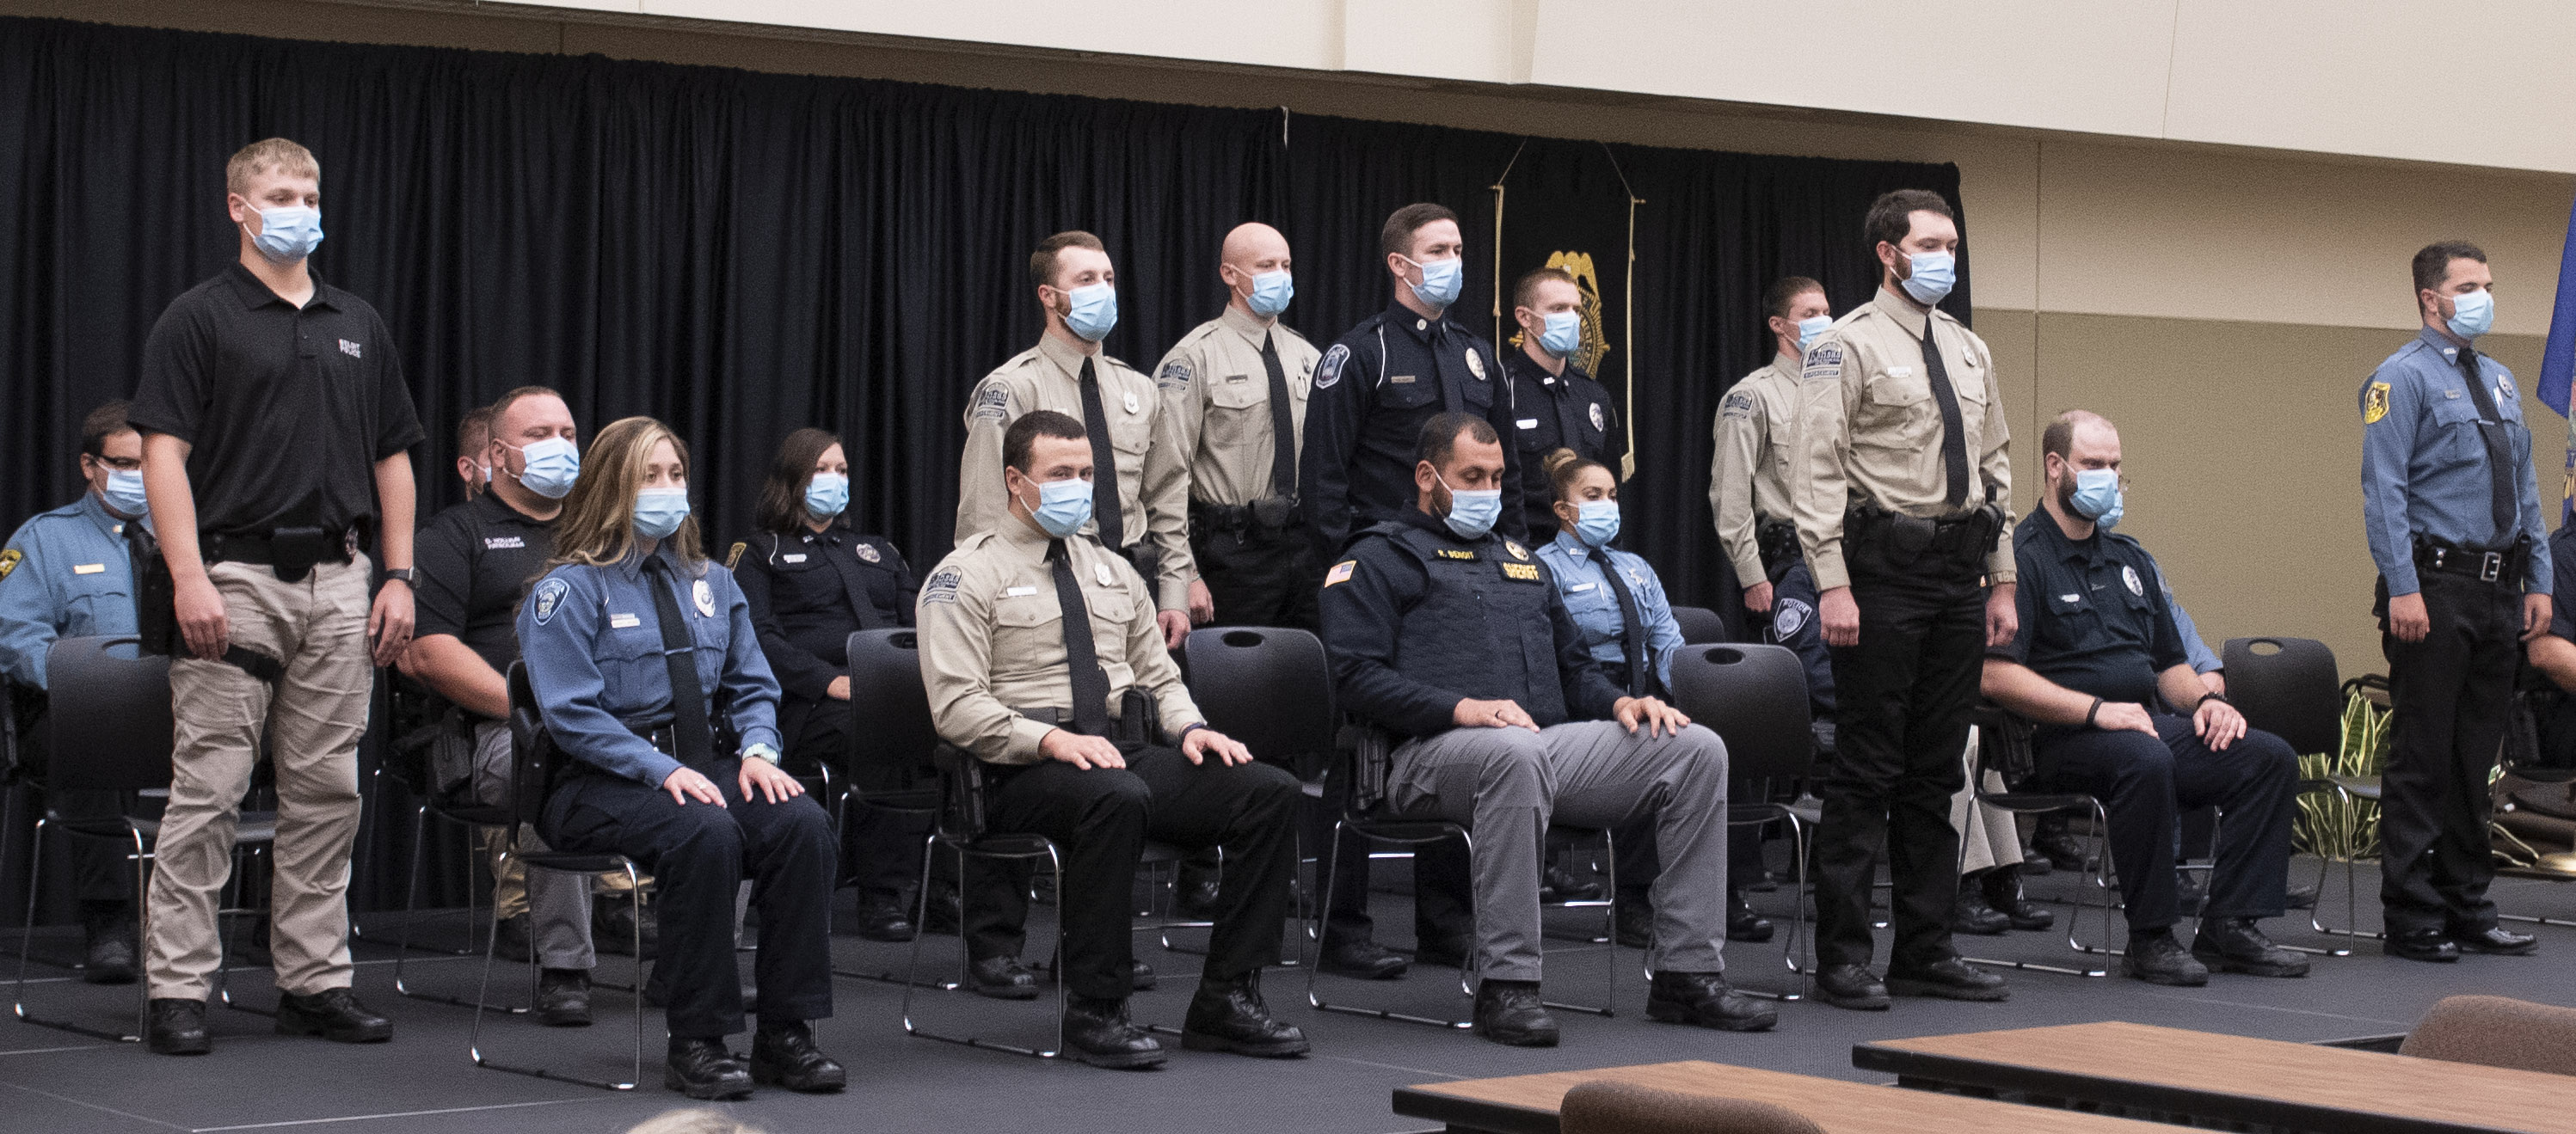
[1386,720,1730,983]
[472,722,594,970]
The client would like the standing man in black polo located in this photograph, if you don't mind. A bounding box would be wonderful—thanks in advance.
[1501,267,1623,542]
[131,138,421,1054]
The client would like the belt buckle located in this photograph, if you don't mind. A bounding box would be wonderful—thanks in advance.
[2481,551,2504,583]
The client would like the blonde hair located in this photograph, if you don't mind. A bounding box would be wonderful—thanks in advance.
[548,416,703,572]
[225,138,319,196]
[625,1109,767,1134]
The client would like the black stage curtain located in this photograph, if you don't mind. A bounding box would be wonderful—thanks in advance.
[0,17,1967,915]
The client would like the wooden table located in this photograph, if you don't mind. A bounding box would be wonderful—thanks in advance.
[1854,1021,2576,1134]
[1392,1059,2161,1133]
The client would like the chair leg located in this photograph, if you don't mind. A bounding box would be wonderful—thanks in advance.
[2305,786,2379,947]
[1540,828,1613,1017]
[1963,802,2111,978]
[12,819,146,1042]
[903,839,1065,1059]
[1737,807,1807,1002]
[839,826,955,989]
[1305,820,1473,1030]
[470,854,642,1092]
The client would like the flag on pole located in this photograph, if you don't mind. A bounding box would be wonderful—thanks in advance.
[2542,192,2576,525]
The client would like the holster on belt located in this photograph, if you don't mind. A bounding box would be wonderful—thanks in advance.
[1755,518,1802,580]
[1846,501,2004,577]
[1011,689,1160,751]
[126,521,284,683]
[1191,498,1300,544]
[1118,542,1164,593]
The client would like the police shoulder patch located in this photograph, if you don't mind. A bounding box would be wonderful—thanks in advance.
[1315,344,1349,389]
[920,566,963,605]
[724,542,746,570]
[1719,390,1756,420]
[532,577,569,626]
[1325,560,1356,587]
[1800,342,1843,384]
[0,548,18,582]
[971,380,1012,424]
[1772,597,1811,641]
[1157,359,1193,391]
[2362,381,2391,425]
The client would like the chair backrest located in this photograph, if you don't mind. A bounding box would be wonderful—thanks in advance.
[1670,604,1730,646]
[1181,627,1337,775]
[1665,642,1811,781]
[844,628,941,792]
[1559,1081,1825,1134]
[2221,636,2341,757]
[43,635,175,794]
[2400,995,2576,1077]
[504,662,556,829]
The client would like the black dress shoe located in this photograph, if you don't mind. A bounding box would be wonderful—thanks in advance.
[1540,857,1605,904]
[750,1021,846,1092]
[1064,995,1167,1070]
[147,997,211,1055]
[1318,936,1411,980]
[274,987,394,1043]
[2451,924,2539,955]
[2175,871,2209,915]
[1183,977,1310,1057]
[2284,881,2319,910]
[1886,956,2010,1002]
[536,968,593,1027]
[919,889,963,936]
[2123,931,2210,986]
[2191,917,2309,978]
[1645,972,1776,1033]
[1176,861,1225,919]
[2020,849,2055,876]
[1813,964,1891,1010]
[1949,879,2010,936]
[1471,979,1559,1047]
[2384,929,2461,962]
[1612,900,1652,950]
[1981,866,2055,930]
[1746,867,1781,893]
[595,893,659,959]
[1727,892,1774,943]
[665,1036,753,1100]
[2031,824,2088,872]
[852,898,916,943]
[968,956,1040,1000]
[80,905,137,985]
[1412,935,1475,970]
[1131,958,1157,991]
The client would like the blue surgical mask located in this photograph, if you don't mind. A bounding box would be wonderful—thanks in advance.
[1538,310,1583,358]
[633,487,691,540]
[102,469,150,518]
[804,471,849,520]
[1245,270,1294,318]
[512,437,581,500]
[1408,255,1463,310]
[1898,250,1956,305]
[245,205,324,264]
[1797,315,1832,352]
[2069,468,2121,530]
[1436,473,1502,540]
[1573,500,1620,548]
[2446,288,2494,340]
[1061,282,1118,342]
[1026,475,1095,538]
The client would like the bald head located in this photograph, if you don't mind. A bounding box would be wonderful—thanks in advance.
[1220,223,1294,319]
[2041,409,2116,464]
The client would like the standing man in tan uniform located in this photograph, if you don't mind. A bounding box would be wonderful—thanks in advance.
[1712,275,1835,720]
[958,230,1194,649]
[1791,189,2015,1011]
[1155,222,1322,629]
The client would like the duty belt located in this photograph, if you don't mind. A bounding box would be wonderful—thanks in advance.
[1190,498,1300,537]
[1846,501,2002,576]
[205,525,356,584]
[2414,536,2530,586]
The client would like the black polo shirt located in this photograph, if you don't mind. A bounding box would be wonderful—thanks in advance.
[129,263,423,537]
[1502,347,1622,540]
[414,493,557,675]
[734,526,915,702]
[1995,509,2187,707]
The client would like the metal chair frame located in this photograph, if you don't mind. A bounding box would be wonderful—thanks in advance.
[1958,714,2120,978]
[902,746,1070,1060]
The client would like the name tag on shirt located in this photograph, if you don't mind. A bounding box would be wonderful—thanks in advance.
[783,554,807,563]
[609,613,641,628]
[1568,581,1595,593]
[1435,549,1479,561]
[1225,373,1248,383]
[1389,374,1417,384]
[1515,419,1539,430]
[73,563,106,575]
[1005,585,1038,598]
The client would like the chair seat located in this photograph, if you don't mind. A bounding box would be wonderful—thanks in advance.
[235,812,280,845]
[1978,790,2095,813]
[1140,840,1189,866]
[853,788,941,812]
[428,800,514,827]
[519,849,629,874]
[1347,812,1466,845]
[938,831,1058,858]
[2329,775,2382,801]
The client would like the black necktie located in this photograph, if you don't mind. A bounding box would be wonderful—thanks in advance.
[642,555,716,767]
[1076,358,1127,552]
[1550,372,1585,457]
[1429,322,1466,415]
[1047,539,1113,737]
[1260,332,1297,500]
[2457,346,2519,544]
[1588,545,1651,697]
[1920,318,1971,509]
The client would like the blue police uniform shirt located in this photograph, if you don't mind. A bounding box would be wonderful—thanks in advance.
[1534,530,1681,691]
[2360,326,2550,595]
[1299,301,1524,555]
[516,542,782,788]
[0,493,147,690]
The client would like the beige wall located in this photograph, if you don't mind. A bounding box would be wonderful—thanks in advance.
[15,0,2576,674]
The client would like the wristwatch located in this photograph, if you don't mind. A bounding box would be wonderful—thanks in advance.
[382,567,415,585]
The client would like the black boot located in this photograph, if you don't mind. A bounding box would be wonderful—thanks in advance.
[967,956,1039,1000]
[2124,930,2210,986]
[1318,934,1411,980]
[147,997,211,1055]
[750,1021,847,1092]
[1540,850,1604,903]
[491,913,534,963]
[2192,917,2309,978]
[851,895,916,943]
[274,987,394,1043]
[1886,956,2010,1002]
[1612,893,1652,950]
[1176,854,1225,919]
[79,902,136,985]
[1949,871,2010,935]
[1471,979,1559,1047]
[1981,865,2054,931]
[1727,889,1774,943]
[536,968,593,1027]
[665,1036,753,1100]
[1130,958,1157,991]
[1645,972,1777,1033]
[1063,995,1167,1070]
[2030,818,2088,872]
[1182,976,1310,1057]
[595,892,658,959]
[1813,964,1891,1011]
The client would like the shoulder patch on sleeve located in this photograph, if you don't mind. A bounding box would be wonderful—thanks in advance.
[1315,344,1349,389]
[920,566,963,605]
[532,577,569,627]
[971,380,1011,424]
[1800,342,1843,383]
[1720,389,1756,420]
[0,548,19,581]
[2363,381,2391,425]
[1157,359,1193,391]
[724,542,746,570]
[1324,560,1356,587]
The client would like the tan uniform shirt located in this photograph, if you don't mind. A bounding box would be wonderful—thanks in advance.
[1709,354,1803,585]
[956,333,1194,610]
[1154,303,1319,508]
[1790,288,2013,591]
[916,514,1204,766]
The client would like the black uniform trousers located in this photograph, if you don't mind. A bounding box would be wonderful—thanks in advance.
[2378,572,2521,935]
[23,713,138,908]
[972,746,1300,1001]
[782,697,932,904]
[2033,715,2298,934]
[543,757,837,1039]
[1193,524,1322,630]
[1814,561,1983,970]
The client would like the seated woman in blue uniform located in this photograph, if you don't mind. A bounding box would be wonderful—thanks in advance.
[515,416,843,1101]
[1530,449,1772,948]
[733,427,924,942]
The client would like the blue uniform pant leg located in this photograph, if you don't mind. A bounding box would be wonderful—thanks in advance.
[1770,559,1835,715]
[2176,725,2300,923]
[1540,720,1731,975]
[721,763,839,1027]
[2378,573,2518,935]
[983,758,1152,1001]
[2034,719,2187,933]
[1386,727,1550,984]
[544,766,751,1038]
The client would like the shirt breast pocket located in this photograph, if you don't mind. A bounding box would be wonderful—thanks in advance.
[2425,394,2484,460]
[1205,376,1270,449]
[1558,577,1616,622]
[1376,368,1438,411]
[774,557,841,612]
[2041,587,2099,650]
[594,622,665,714]
[992,592,1069,678]
[63,584,132,638]
[1856,371,1935,449]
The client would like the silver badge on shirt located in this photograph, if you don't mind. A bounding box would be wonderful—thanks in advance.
[693,579,716,617]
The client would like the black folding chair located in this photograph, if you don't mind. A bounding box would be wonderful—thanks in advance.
[1665,642,1811,1000]
[13,636,276,1040]
[1669,605,1730,647]
[388,702,523,1009]
[1180,627,1338,964]
[358,676,485,961]
[1958,703,2118,978]
[904,744,1073,1059]
[469,664,645,1092]
[2223,636,2368,952]
[831,628,947,985]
